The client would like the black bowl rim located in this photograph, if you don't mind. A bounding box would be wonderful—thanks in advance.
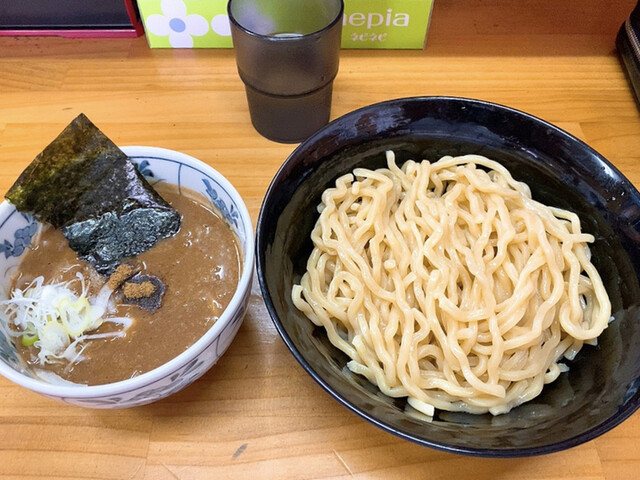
[256,95,640,457]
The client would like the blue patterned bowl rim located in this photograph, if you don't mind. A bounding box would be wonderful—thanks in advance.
[0,146,255,398]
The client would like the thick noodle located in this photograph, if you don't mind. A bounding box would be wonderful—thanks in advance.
[292,152,611,415]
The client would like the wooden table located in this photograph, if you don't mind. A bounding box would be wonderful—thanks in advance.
[1,1,639,478]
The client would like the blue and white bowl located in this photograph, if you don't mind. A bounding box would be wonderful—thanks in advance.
[0,146,254,408]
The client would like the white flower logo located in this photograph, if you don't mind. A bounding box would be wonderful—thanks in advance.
[211,14,231,37]
[145,0,209,48]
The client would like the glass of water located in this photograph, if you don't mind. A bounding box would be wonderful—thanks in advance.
[228,0,344,143]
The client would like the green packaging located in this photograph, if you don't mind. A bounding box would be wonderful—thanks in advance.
[138,0,433,49]
[342,0,433,49]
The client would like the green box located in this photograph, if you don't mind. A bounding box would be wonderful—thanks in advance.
[342,0,433,49]
[138,0,433,49]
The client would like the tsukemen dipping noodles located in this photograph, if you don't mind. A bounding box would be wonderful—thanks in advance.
[0,115,241,385]
[292,151,612,416]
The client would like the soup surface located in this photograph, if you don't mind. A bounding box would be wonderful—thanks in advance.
[10,183,241,385]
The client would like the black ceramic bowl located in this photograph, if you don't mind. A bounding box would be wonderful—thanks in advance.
[256,96,640,457]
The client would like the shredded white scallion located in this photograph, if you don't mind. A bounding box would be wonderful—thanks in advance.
[0,273,131,365]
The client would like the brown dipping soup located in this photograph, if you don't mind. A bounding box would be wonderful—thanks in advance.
[11,184,241,385]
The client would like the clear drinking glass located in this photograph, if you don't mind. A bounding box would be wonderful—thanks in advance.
[228,0,344,143]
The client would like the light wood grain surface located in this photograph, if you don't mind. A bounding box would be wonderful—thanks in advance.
[2,1,640,478]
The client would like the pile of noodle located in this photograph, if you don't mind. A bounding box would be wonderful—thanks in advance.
[292,152,611,415]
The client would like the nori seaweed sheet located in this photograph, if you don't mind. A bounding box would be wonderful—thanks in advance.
[5,114,181,274]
